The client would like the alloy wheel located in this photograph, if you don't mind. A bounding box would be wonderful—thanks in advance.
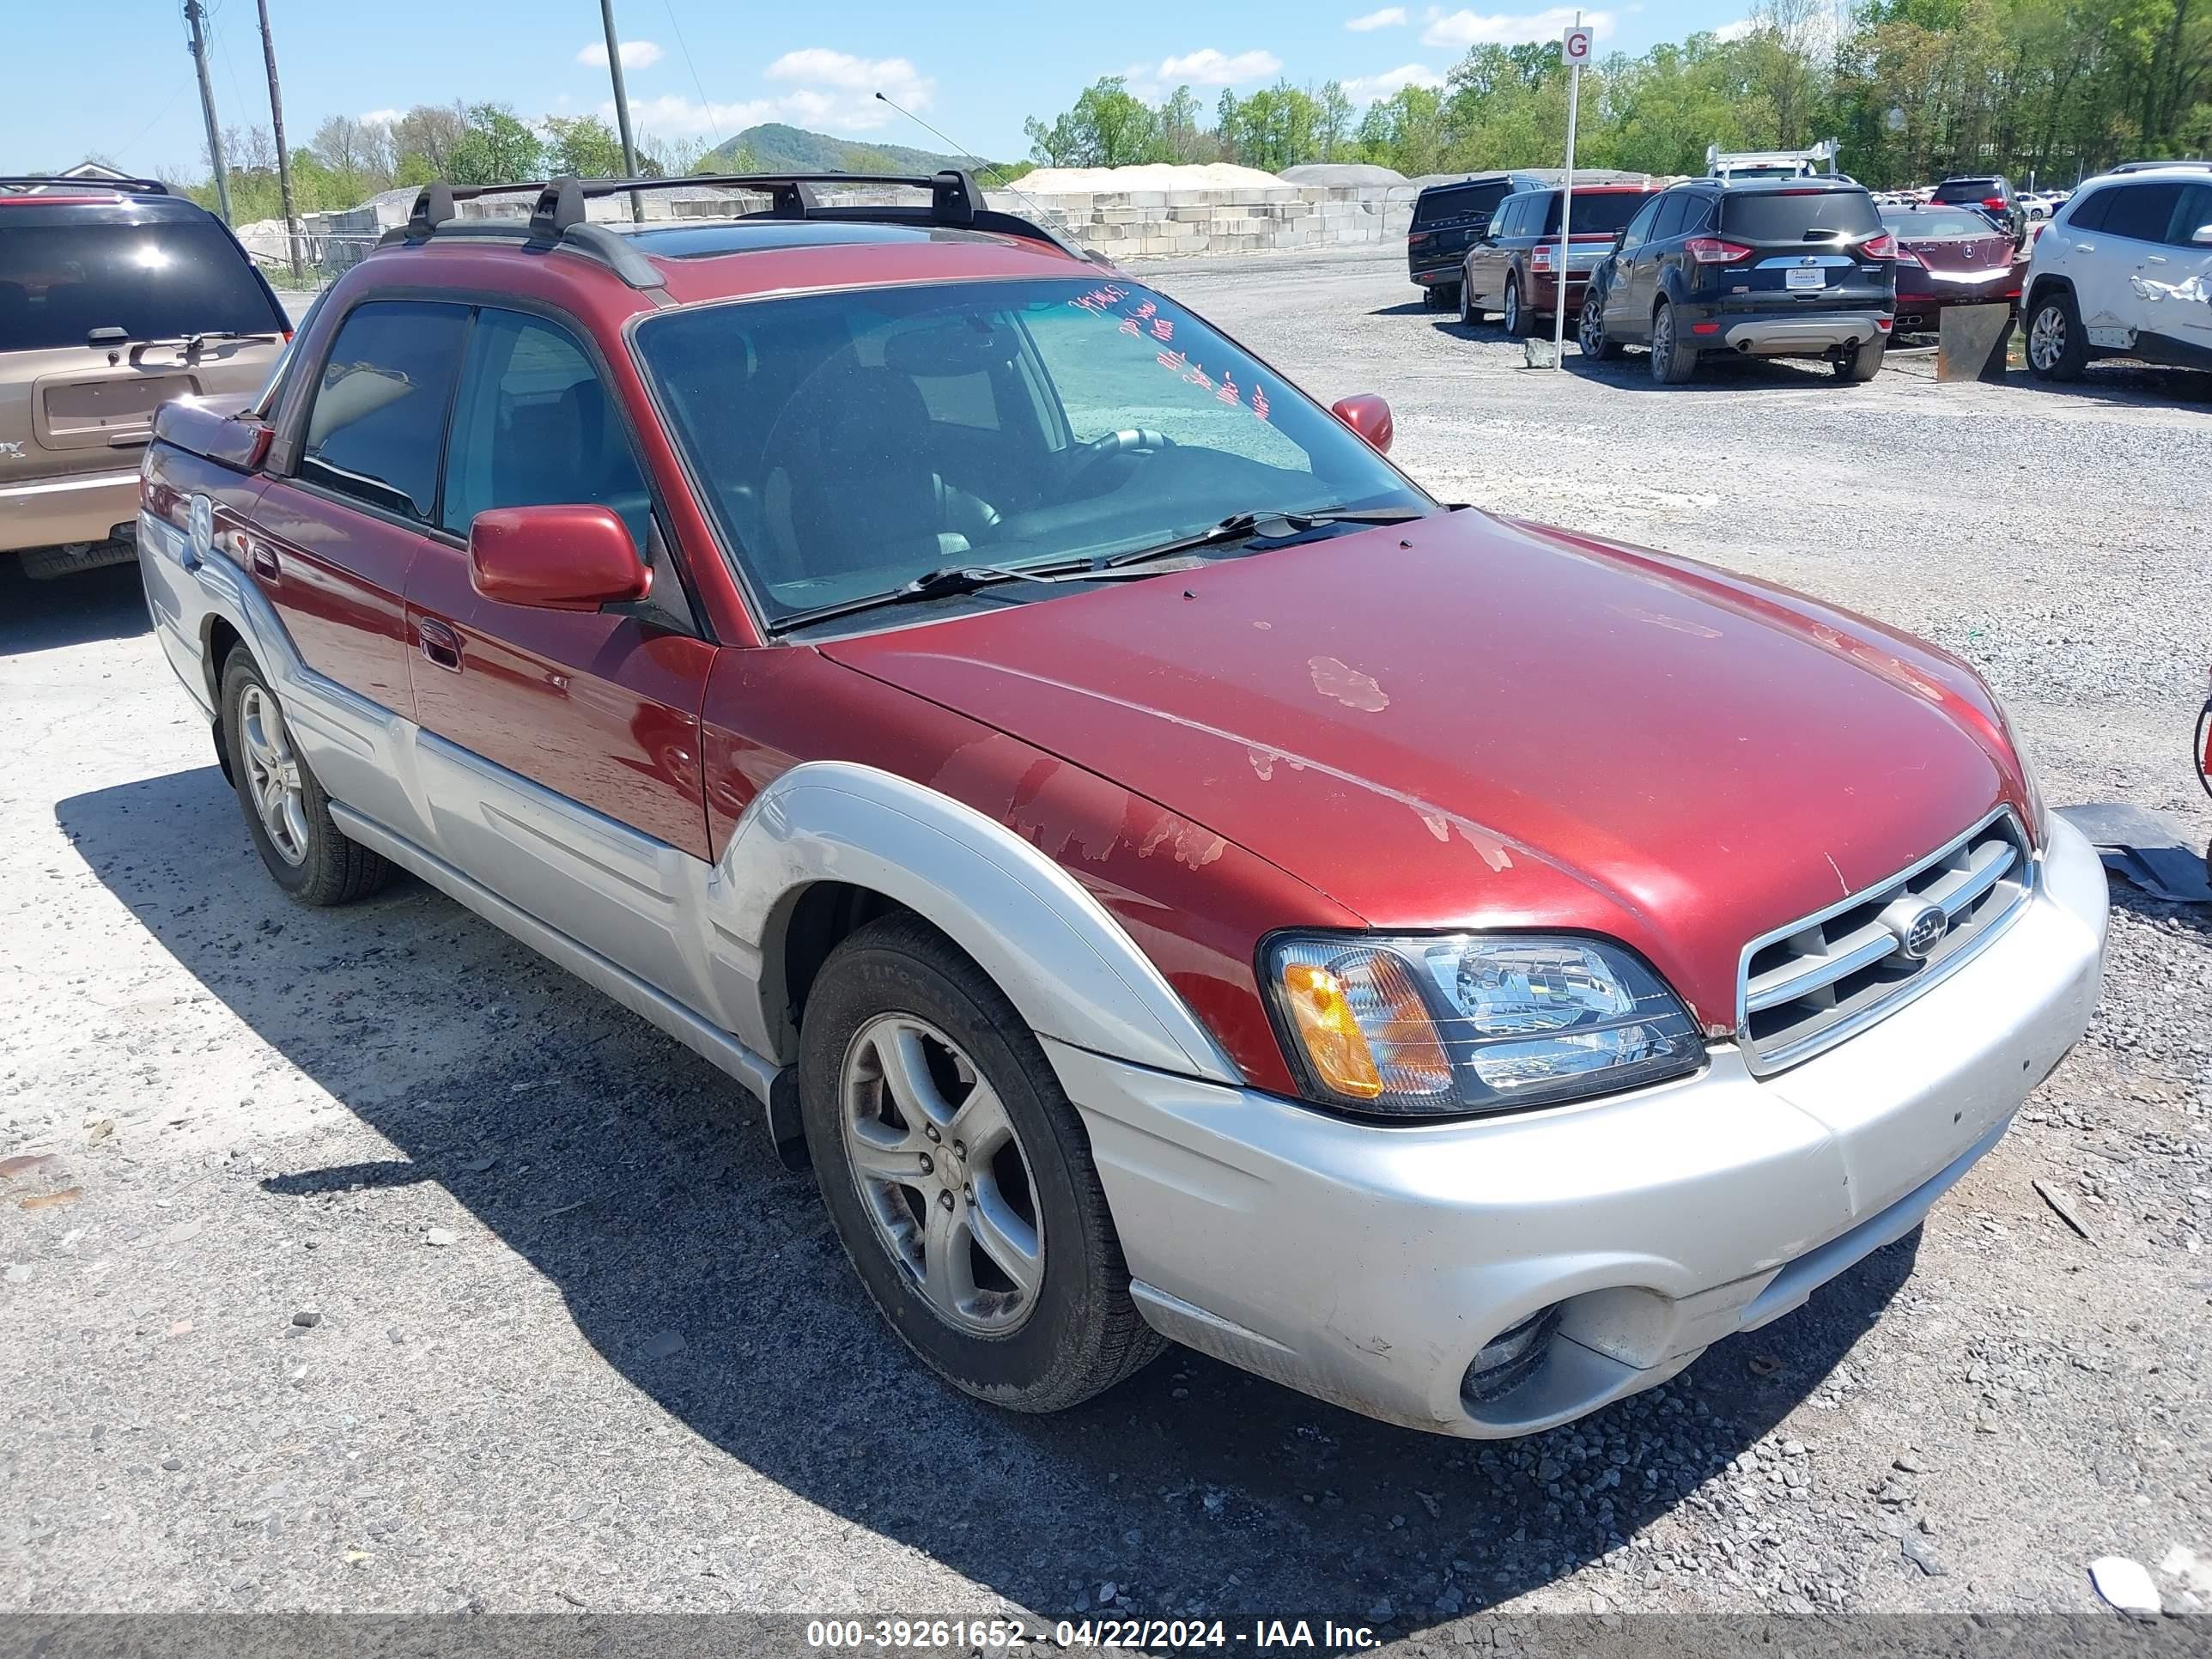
[1579,298,1605,356]
[2028,304,2066,372]
[1504,281,1522,334]
[238,684,309,866]
[840,1013,1045,1335]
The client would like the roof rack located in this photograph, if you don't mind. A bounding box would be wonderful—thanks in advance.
[377,169,1084,290]
[2111,157,2212,173]
[0,174,170,196]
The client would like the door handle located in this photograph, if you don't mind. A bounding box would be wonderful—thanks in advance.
[245,539,280,582]
[2075,242,2094,252]
[416,617,463,672]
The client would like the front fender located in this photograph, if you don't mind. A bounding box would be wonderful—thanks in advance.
[714,761,1243,1086]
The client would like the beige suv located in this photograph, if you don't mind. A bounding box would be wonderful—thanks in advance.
[1,177,288,579]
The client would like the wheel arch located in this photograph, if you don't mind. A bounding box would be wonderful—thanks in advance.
[2024,272,2074,315]
[720,762,1243,1089]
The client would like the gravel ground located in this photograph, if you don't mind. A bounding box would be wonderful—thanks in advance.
[3,244,2210,1639]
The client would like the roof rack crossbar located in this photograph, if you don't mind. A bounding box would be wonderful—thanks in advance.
[0,174,170,196]
[372,168,1080,291]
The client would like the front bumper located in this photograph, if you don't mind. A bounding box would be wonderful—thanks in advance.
[1054,815,2106,1437]
[0,466,141,555]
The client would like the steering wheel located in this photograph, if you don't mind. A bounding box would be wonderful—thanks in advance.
[1062,427,1173,489]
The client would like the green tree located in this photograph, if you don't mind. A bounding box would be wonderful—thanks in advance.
[1024,76,1161,167]
[543,114,627,178]
[446,104,542,186]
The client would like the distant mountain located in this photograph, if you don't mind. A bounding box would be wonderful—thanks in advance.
[698,123,999,178]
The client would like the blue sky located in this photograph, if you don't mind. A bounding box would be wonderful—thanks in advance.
[6,1,1750,180]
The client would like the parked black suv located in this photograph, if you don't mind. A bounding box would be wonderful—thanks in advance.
[1578,178,1897,384]
[1406,167,1649,309]
[1930,174,2026,243]
[1407,173,1542,310]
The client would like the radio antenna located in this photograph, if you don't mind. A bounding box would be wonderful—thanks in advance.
[872,90,1088,258]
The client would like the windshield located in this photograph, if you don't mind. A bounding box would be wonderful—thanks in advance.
[0,220,284,351]
[1881,208,2001,239]
[1720,188,1882,242]
[635,277,1427,624]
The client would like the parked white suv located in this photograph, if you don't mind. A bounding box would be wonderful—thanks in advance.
[2023,162,2212,380]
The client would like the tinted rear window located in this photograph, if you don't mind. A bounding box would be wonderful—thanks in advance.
[1541,191,1653,235]
[1413,183,1509,225]
[0,220,283,352]
[1721,189,1882,242]
[1932,179,2002,203]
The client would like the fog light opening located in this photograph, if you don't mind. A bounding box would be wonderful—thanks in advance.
[1460,1303,1563,1405]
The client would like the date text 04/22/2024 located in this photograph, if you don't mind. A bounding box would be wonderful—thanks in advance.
[802,1618,1384,1650]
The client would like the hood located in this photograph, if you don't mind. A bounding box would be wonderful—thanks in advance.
[823,511,2031,1029]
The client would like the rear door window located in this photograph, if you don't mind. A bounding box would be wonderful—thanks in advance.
[1616,196,1663,252]
[2065,188,2113,232]
[1721,188,1882,242]
[0,218,286,352]
[1650,195,1692,243]
[297,301,467,522]
[2102,182,2187,244]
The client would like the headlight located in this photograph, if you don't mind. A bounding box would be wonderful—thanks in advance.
[1263,933,1704,1118]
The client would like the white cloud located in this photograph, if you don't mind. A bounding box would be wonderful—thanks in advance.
[1346,6,1410,27]
[1712,16,1756,40]
[1342,63,1447,101]
[577,40,665,70]
[359,108,403,126]
[1150,47,1285,86]
[1420,7,1616,47]
[612,52,934,139]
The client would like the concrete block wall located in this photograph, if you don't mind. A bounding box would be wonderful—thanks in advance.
[986,185,1414,260]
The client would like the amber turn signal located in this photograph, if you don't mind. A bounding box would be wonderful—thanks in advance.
[1279,962,1384,1100]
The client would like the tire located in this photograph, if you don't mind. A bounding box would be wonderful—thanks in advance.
[1421,283,1449,312]
[1459,277,1483,326]
[1578,295,1622,361]
[218,649,392,906]
[1650,300,1698,385]
[1836,337,1886,382]
[1501,277,1525,337]
[799,914,1164,1413]
[2027,288,2087,381]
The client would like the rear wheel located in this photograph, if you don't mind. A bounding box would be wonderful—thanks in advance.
[2027,289,2087,381]
[1501,277,1526,337]
[1836,337,1886,382]
[1650,300,1698,385]
[219,651,392,906]
[800,914,1164,1413]
[1578,295,1621,361]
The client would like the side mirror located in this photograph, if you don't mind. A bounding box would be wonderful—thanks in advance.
[1330,393,1395,456]
[468,504,649,611]
[2193,224,2212,246]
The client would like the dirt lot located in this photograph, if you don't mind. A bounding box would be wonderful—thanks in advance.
[3,245,2209,1637]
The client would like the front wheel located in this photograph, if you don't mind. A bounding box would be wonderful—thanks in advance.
[1459,277,1483,326]
[2027,289,2087,381]
[1578,295,1621,360]
[219,651,392,906]
[1650,300,1698,384]
[800,915,1164,1413]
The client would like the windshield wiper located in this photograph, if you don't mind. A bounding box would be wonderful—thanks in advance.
[771,561,1091,631]
[1096,506,1428,569]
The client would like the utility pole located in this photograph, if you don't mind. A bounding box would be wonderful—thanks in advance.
[183,0,233,224]
[254,0,304,285]
[1552,12,1590,370]
[598,0,643,222]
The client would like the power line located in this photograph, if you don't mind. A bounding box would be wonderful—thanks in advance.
[112,76,195,164]
[659,0,721,149]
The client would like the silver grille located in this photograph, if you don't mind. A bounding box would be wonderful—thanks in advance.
[1738,810,2034,1073]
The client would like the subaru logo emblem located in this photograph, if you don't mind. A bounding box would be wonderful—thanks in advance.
[187,493,216,562]
[1895,903,1947,962]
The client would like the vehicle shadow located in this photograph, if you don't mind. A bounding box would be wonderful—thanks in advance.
[2000,362,2212,408]
[0,557,152,653]
[57,763,1921,1629]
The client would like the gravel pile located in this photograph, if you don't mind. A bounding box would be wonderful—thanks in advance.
[1018,162,1287,193]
